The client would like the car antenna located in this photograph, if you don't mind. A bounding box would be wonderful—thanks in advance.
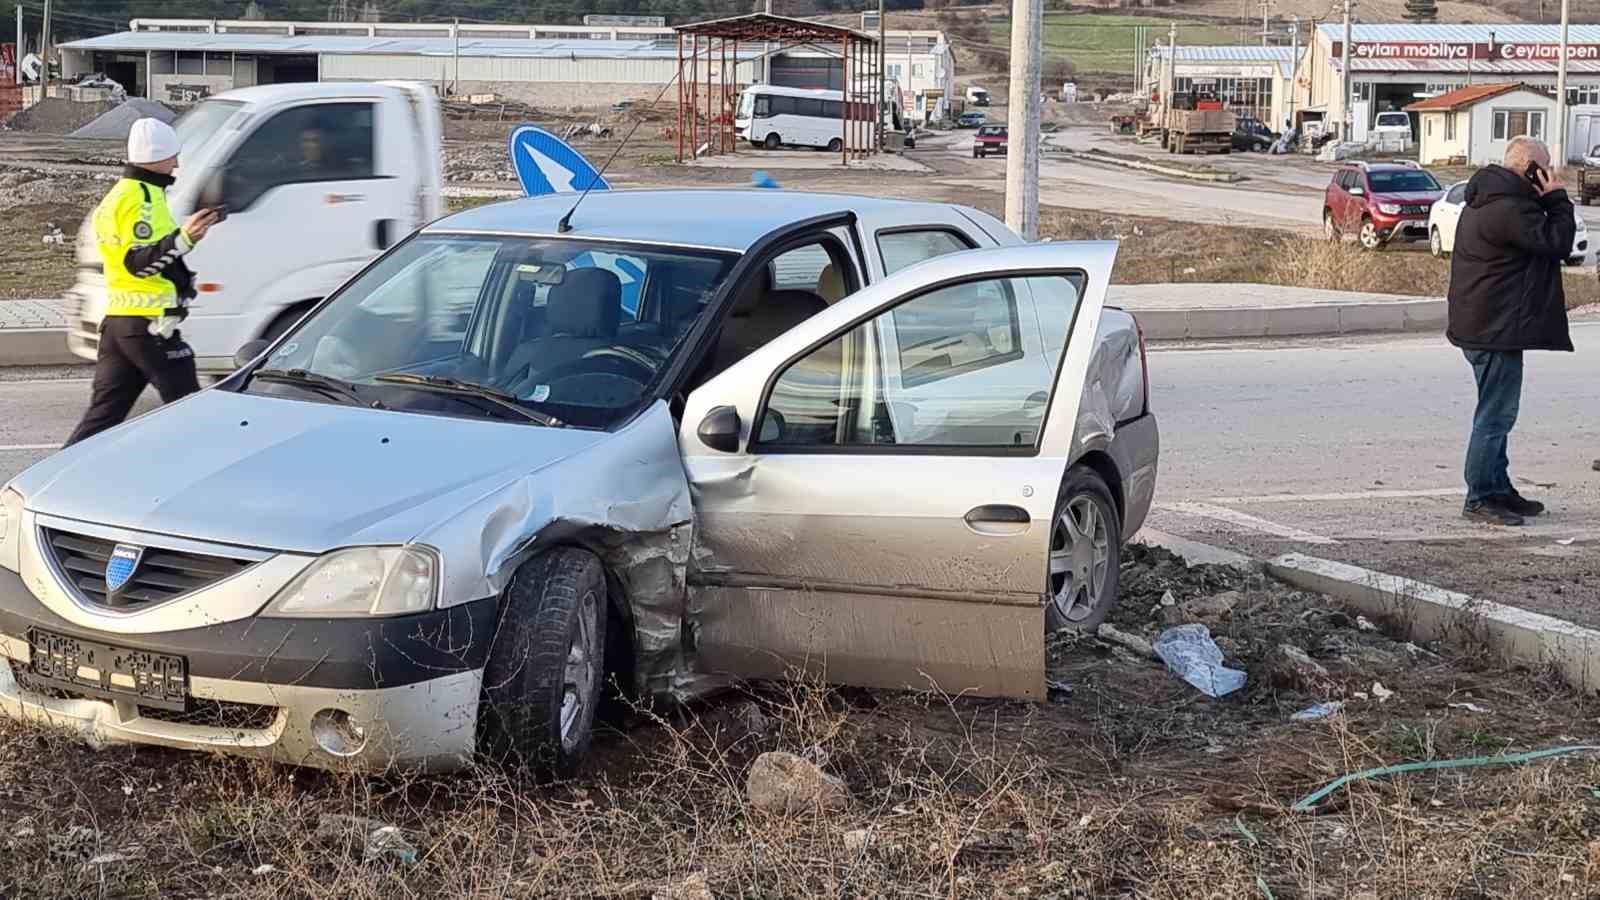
[558,39,721,234]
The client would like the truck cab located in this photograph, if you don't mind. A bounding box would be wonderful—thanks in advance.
[68,81,445,375]
[965,85,990,107]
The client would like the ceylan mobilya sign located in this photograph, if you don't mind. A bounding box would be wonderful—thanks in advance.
[1336,40,1600,63]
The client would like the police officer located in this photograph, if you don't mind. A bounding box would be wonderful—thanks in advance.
[65,118,222,447]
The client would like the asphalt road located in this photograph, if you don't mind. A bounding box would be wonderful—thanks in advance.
[1145,320,1600,625]
[2,324,1597,624]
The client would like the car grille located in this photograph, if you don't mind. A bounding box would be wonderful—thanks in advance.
[137,699,280,731]
[1401,204,1430,215]
[43,528,254,610]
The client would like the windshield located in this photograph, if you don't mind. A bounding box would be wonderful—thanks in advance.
[737,91,754,119]
[174,99,245,160]
[1368,169,1440,193]
[248,234,737,429]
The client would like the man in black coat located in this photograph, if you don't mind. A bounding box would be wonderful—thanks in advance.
[1446,136,1576,526]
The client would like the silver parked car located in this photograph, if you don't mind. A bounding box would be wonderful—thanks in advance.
[0,190,1159,772]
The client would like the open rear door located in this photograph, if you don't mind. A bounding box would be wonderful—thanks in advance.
[680,241,1116,699]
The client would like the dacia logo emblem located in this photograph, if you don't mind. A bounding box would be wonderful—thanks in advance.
[106,544,144,593]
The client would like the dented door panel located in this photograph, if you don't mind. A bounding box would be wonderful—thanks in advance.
[679,242,1117,700]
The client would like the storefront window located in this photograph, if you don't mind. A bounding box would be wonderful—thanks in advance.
[1172,76,1273,121]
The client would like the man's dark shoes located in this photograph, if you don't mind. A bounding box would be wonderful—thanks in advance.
[1496,489,1545,518]
[1463,499,1524,526]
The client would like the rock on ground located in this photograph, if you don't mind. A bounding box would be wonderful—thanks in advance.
[1265,644,1332,691]
[745,751,848,815]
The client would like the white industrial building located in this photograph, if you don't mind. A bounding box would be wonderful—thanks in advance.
[58,17,955,121]
[1148,23,1600,160]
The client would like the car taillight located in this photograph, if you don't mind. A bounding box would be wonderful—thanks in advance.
[1133,314,1151,415]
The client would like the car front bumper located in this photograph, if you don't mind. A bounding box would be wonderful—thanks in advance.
[0,563,496,772]
[1373,215,1430,243]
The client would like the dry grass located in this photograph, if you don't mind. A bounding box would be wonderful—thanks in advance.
[6,550,1600,898]
[1039,204,1600,310]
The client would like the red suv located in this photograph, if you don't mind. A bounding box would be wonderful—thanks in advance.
[1322,162,1444,250]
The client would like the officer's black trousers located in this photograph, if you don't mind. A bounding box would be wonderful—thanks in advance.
[65,316,200,447]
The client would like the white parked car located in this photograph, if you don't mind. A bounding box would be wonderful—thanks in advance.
[1429,180,1589,266]
[1372,111,1413,145]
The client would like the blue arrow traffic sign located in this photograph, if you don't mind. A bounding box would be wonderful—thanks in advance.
[508,124,610,197]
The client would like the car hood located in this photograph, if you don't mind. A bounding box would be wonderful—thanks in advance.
[1373,191,1442,204]
[11,389,610,553]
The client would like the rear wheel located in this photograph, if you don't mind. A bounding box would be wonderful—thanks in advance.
[763,132,781,150]
[479,548,608,772]
[1045,466,1121,632]
[827,137,843,153]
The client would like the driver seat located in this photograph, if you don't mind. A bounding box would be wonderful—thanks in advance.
[500,268,622,396]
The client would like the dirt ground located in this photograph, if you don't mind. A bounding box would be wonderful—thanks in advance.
[5,546,1600,898]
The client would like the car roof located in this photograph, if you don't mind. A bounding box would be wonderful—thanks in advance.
[426,189,992,253]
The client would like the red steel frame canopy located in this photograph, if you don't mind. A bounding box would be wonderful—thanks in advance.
[673,14,880,166]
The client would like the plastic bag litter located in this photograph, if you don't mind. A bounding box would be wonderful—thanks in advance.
[1153,624,1247,698]
[1291,701,1344,721]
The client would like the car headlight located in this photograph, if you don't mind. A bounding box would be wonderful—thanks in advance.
[263,546,438,618]
[0,488,23,573]
[1377,203,1402,215]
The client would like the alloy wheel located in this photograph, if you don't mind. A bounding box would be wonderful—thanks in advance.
[1049,496,1111,624]
[560,588,601,753]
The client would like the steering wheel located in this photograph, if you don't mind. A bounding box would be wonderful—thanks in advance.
[521,350,657,402]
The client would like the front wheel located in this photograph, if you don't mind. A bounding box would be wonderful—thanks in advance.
[1358,218,1384,251]
[1045,466,1121,632]
[479,548,608,771]
[763,132,781,150]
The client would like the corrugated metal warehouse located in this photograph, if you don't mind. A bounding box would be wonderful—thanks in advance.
[58,17,954,118]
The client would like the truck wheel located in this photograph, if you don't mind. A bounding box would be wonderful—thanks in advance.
[1046,466,1121,633]
[479,548,608,772]
[261,301,317,345]
[763,133,782,150]
[1323,210,1340,242]
[1358,218,1384,252]
[1176,134,1187,154]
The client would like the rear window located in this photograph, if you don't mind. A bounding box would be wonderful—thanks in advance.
[1377,113,1410,127]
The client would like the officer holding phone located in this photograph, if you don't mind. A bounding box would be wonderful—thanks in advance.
[1445,136,1577,526]
[65,118,225,447]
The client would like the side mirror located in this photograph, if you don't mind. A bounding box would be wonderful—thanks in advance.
[198,170,226,210]
[1348,186,1365,197]
[234,339,270,370]
[696,405,742,453]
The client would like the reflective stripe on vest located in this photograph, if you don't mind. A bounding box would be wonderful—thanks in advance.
[97,178,181,318]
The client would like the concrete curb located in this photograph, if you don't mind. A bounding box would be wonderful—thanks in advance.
[1133,298,1445,341]
[1135,528,1256,571]
[0,328,79,367]
[1266,553,1600,694]
[1045,146,1243,183]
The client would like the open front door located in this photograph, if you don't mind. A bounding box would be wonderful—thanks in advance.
[679,241,1116,699]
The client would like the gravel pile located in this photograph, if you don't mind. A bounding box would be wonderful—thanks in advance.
[3,98,119,134]
[70,99,177,141]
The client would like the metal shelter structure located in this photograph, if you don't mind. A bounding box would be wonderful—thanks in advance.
[673,14,880,166]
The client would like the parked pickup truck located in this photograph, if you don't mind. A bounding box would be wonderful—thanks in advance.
[67,81,446,376]
[972,124,1008,158]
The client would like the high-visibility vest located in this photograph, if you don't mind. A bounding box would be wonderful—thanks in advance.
[96,177,185,318]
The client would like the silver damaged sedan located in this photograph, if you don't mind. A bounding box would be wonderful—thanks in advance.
[0,190,1159,772]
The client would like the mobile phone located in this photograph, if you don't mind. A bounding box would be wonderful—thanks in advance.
[210,205,228,222]
[1524,162,1545,186]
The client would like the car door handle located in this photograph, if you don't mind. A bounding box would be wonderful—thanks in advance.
[964,504,1031,536]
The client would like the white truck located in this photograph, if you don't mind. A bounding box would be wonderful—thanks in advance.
[69,81,446,375]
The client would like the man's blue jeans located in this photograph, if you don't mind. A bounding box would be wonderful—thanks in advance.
[1463,349,1523,505]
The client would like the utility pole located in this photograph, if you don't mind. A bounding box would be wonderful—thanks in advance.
[1166,21,1177,108]
[1004,0,1042,239]
[1554,0,1570,167]
[1259,0,1270,47]
[877,0,885,147]
[1340,0,1352,140]
[451,17,459,96]
[14,5,22,86]
[41,0,51,86]
[1288,17,1299,133]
